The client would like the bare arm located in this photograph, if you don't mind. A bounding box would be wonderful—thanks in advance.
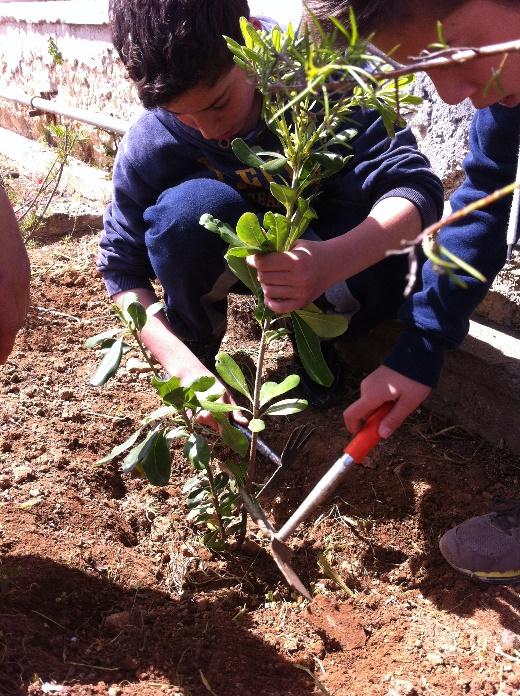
[249,198,421,313]
[112,288,245,428]
[112,288,214,383]
[0,186,30,363]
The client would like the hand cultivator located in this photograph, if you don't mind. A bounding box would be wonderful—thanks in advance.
[233,421,316,471]
[239,403,393,600]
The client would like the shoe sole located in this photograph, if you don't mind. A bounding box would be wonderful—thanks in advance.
[444,559,520,586]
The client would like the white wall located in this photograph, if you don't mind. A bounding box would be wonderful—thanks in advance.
[250,0,302,26]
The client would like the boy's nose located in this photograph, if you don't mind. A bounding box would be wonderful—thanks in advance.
[427,68,477,106]
[191,114,221,141]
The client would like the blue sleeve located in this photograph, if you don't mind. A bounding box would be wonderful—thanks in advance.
[332,109,444,228]
[98,140,158,296]
[385,104,519,386]
[97,111,194,297]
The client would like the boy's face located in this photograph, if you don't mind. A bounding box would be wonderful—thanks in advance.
[164,65,261,141]
[373,0,520,108]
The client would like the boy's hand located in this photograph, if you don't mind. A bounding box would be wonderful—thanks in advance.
[248,239,332,313]
[188,372,247,432]
[344,365,431,439]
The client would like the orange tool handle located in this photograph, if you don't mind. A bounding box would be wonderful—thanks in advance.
[344,402,394,463]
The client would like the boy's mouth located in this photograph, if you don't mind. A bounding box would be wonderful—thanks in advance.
[498,94,520,108]
[216,130,235,141]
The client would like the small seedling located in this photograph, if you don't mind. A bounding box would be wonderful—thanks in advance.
[87,292,306,550]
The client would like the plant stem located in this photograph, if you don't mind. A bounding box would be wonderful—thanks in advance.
[237,318,270,546]
[132,330,161,377]
[205,458,228,544]
[24,127,74,242]
[247,319,270,488]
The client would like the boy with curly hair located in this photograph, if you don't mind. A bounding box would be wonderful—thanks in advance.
[98,0,443,428]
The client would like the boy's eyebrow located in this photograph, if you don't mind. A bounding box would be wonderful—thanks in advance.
[170,87,230,116]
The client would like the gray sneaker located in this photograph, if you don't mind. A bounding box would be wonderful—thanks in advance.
[439,500,520,585]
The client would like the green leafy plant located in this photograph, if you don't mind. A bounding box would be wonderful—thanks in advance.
[13,123,84,241]
[197,15,419,512]
[202,12,420,384]
[87,292,309,550]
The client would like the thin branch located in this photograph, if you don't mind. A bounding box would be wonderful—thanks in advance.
[408,180,520,248]
[385,38,520,78]
[391,180,520,294]
[266,38,520,94]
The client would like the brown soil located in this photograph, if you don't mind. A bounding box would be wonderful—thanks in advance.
[1,166,520,696]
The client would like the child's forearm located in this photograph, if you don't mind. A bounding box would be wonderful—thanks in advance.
[111,288,213,383]
[251,197,422,314]
[322,197,422,285]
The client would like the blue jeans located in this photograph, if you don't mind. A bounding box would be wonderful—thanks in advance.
[144,178,410,357]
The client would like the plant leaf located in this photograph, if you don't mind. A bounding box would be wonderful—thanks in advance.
[90,336,124,386]
[165,426,190,442]
[95,427,143,466]
[225,253,261,294]
[215,352,252,401]
[182,475,202,494]
[328,129,357,148]
[438,245,487,282]
[263,398,308,416]
[121,293,147,331]
[265,328,290,343]
[225,460,247,486]
[270,182,298,210]
[287,198,318,249]
[259,374,300,407]
[142,405,176,424]
[127,301,147,330]
[140,430,172,486]
[295,304,348,338]
[198,399,236,414]
[311,151,348,178]
[261,156,288,175]
[200,213,245,247]
[184,434,211,470]
[122,428,157,474]
[248,418,266,433]
[291,312,333,387]
[146,301,165,318]
[84,327,122,349]
[151,374,188,408]
[225,246,257,258]
[236,212,266,249]
[214,471,230,491]
[263,211,290,252]
[186,375,217,393]
[231,138,264,168]
[215,417,249,457]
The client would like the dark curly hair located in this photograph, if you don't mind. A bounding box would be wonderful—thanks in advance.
[109,0,250,108]
[305,0,467,34]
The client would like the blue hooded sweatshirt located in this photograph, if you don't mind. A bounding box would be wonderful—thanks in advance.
[385,103,520,386]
